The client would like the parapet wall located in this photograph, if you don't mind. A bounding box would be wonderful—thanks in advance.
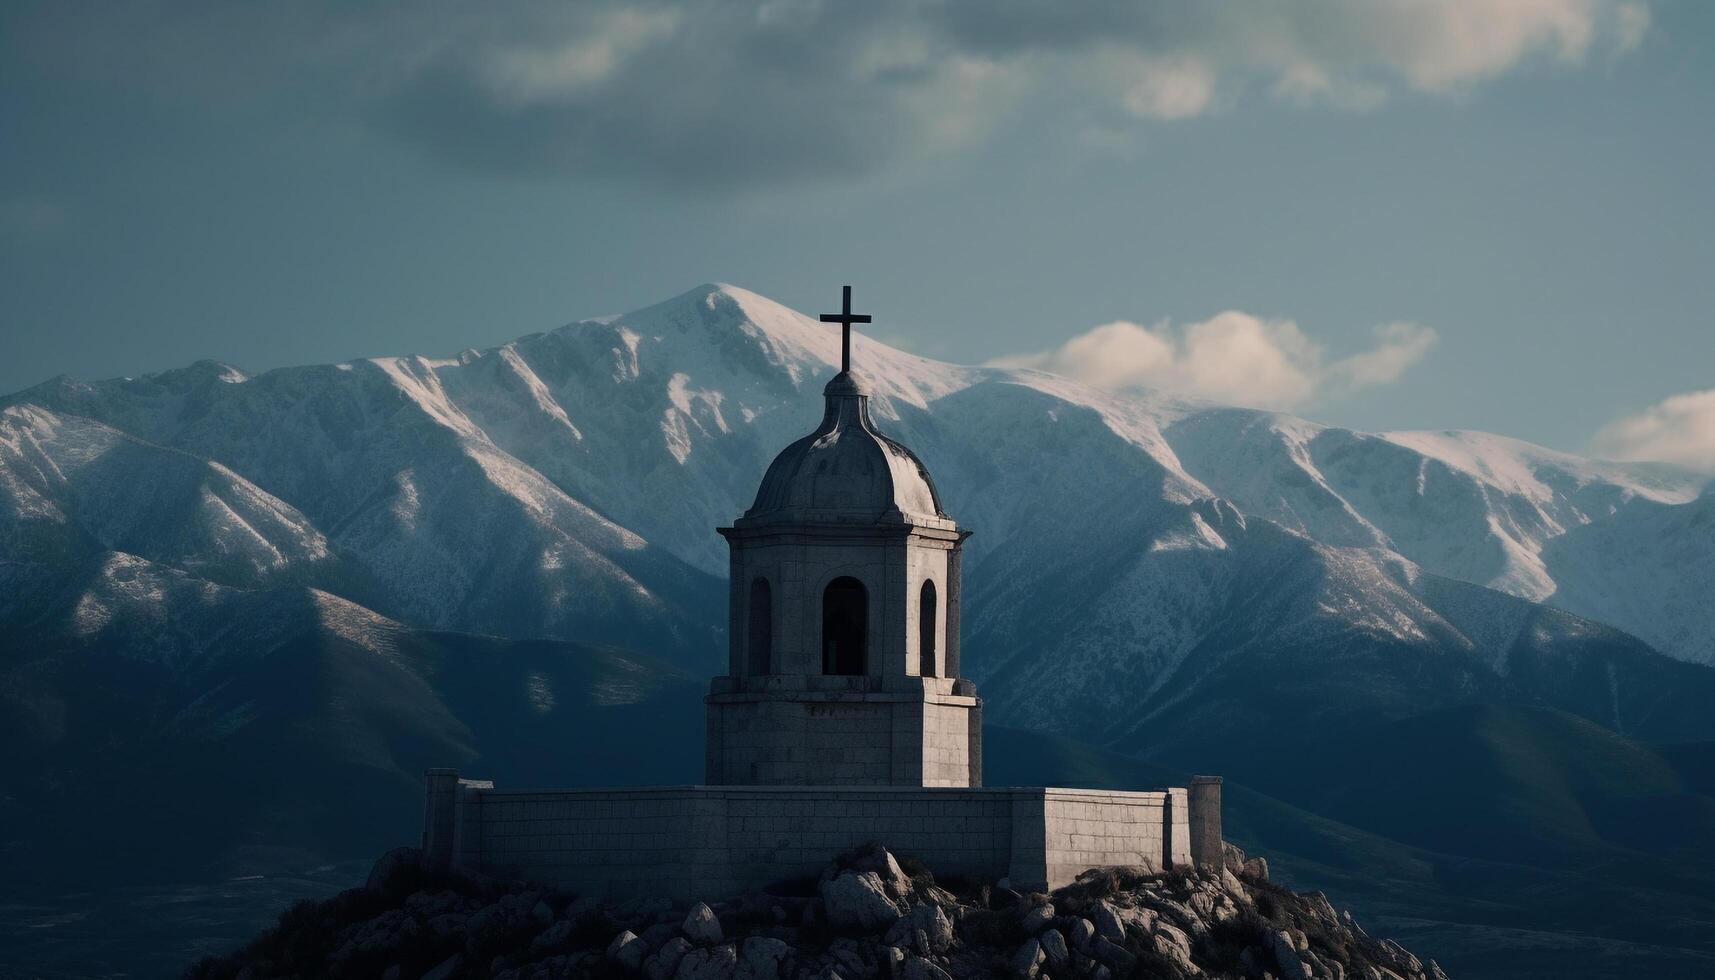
[422,774,1219,901]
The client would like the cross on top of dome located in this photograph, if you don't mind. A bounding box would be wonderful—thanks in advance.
[819,285,871,374]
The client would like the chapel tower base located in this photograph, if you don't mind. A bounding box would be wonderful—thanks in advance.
[704,678,982,786]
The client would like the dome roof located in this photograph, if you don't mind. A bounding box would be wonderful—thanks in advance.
[740,372,953,529]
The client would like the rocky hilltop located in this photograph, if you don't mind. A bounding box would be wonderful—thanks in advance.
[188,844,1443,980]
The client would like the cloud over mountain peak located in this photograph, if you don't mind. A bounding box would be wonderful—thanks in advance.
[989,312,1438,411]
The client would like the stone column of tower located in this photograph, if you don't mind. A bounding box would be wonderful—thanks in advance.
[706,367,981,787]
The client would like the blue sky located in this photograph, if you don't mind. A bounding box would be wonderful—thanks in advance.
[2,1,1711,467]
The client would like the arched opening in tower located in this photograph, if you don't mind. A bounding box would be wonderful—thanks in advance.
[822,577,868,676]
[747,577,772,675]
[919,580,938,677]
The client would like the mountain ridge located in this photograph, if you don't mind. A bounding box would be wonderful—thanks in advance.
[2,282,1713,980]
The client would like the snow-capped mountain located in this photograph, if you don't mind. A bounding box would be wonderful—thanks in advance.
[3,283,1709,685]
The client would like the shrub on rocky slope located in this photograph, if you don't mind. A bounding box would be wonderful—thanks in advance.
[187,843,1445,980]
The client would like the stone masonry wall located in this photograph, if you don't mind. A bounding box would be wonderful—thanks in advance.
[423,776,1218,902]
[919,700,974,787]
[704,689,980,787]
[708,699,896,785]
[1040,788,1187,889]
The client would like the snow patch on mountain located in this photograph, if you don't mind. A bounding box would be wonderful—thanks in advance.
[1,404,331,586]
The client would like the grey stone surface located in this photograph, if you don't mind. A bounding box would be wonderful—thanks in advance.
[1019,903,1055,935]
[531,920,574,956]
[1038,929,1068,967]
[675,943,739,980]
[1009,938,1044,979]
[1153,921,1195,973]
[901,953,953,980]
[1088,937,1136,974]
[1090,902,1126,944]
[1268,929,1312,980]
[645,937,694,980]
[884,904,952,953]
[609,930,646,970]
[684,903,724,945]
[737,936,793,980]
[1066,918,1095,951]
[820,871,903,931]
[1189,776,1224,869]
[424,779,1200,902]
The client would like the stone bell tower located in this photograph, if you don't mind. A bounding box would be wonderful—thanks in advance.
[705,287,981,787]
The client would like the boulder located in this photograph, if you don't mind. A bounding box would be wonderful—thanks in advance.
[1019,904,1055,935]
[684,903,724,945]
[883,944,907,980]
[884,904,953,953]
[1155,898,1203,937]
[1222,840,1248,868]
[676,944,739,980]
[1306,892,1340,927]
[329,911,422,976]
[1306,950,1342,980]
[1266,929,1311,980]
[639,922,681,952]
[900,953,953,980]
[1381,939,1422,975]
[827,939,872,980]
[421,955,461,980]
[425,913,468,942]
[406,890,466,919]
[645,937,694,980]
[736,937,793,980]
[530,920,575,956]
[1088,938,1136,975]
[820,872,904,931]
[1090,902,1126,944]
[1065,918,1095,951]
[609,930,646,970]
[1091,901,1156,944]
[463,904,523,957]
[837,844,914,901]
[1151,921,1195,974]
[1188,891,1218,924]
[1037,929,1068,968]
[1242,856,1270,882]
[364,847,424,901]
[1009,938,1045,979]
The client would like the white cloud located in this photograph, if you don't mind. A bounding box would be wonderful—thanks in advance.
[1119,55,1217,121]
[1329,321,1442,388]
[1591,389,1715,473]
[4,0,1653,191]
[475,9,681,105]
[992,313,1437,411]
